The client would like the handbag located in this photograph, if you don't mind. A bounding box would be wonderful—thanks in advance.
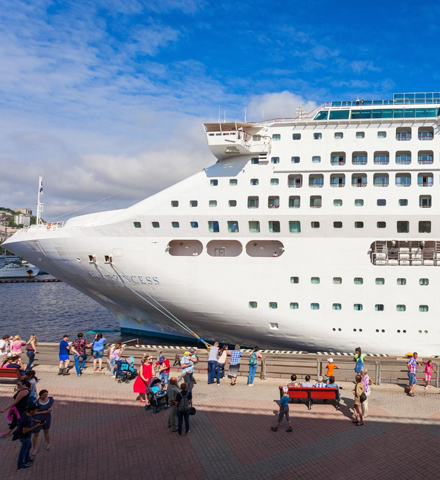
[11,428,19,441]
[189,407,196,416]
[26,344,33,351]
[360,392,367,403]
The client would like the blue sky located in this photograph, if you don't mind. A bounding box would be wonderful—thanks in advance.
[0,0,438,219]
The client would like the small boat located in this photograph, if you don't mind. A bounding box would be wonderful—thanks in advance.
[0,262,40,278]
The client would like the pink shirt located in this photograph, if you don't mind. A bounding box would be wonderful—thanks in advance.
[10,341,25,354]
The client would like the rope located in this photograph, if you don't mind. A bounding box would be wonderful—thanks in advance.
[94,262,211,348]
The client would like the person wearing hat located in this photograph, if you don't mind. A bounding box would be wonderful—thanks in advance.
[155,355,171,387]
[271,386,292,432]
[325,358,339,383]
[180,349,198,392]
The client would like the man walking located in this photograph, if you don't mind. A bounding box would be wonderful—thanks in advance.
[167,377,181,432]
[207,342,219,384]
[407,352,421,397]
[72,332,90,377]
[58,334,71,375]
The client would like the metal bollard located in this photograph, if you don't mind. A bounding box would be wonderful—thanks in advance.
[375,361,381,386]
[260,357,266,380]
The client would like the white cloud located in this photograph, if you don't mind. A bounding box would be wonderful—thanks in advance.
[247,91,317,121]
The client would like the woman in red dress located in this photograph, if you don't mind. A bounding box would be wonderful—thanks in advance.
[133,354,154,404]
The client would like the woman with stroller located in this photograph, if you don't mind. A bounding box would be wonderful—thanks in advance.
[133,354,155,405]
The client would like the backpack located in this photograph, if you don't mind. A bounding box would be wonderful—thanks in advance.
[178,392,190,413]
[249,352,257,366]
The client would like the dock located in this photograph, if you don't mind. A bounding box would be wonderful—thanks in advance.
[0,277,61,284]
[1,344,439,479]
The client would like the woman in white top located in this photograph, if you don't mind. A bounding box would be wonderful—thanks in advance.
[215,345,228,385]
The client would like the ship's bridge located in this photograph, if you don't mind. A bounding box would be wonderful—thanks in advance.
[204,122,271,161]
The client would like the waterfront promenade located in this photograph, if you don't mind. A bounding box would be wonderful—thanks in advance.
[1,355,439,479]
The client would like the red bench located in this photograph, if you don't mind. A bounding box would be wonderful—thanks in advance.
[279,386,340,410]
[0,368,23,383]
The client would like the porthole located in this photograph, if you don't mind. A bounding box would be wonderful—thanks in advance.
[353,328,357,332]
[381,329,385,333]
[403,330,406,333]
[375,329,379,332]
[359,329,363,332]
[332,328,336,331]
[133,221,142,228]
[397,330,401,333]
[338,328,341,331]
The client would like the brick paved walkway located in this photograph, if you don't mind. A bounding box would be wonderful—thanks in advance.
[0,371,438,479]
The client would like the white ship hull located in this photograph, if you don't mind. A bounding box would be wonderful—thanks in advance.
[0,263,39,278]
[5,92,440,355]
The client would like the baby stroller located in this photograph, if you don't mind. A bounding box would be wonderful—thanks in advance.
[116,356,138,383]
[145,377,169,414]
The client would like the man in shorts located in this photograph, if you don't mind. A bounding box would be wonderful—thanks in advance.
[271,386,293,432]
[407,352,421,397]
[58,335,71,376]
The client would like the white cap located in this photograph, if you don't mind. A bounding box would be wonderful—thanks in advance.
[282,386,288,393]
[328,358,333,363]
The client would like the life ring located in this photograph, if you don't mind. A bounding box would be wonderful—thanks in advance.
[47,223,52,230]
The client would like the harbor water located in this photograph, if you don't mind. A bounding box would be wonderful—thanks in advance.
[0,277,183,345]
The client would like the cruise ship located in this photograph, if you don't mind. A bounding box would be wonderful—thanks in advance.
[4,92,440,355]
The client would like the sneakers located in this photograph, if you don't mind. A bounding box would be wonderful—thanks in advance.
[46,444,51,450]
[17,465,32,471]
[248,384,254,387]
[271,427,278,432]
[286,427,293,432]
[187,430,190,434]
[31,449,37,455]
[177,434,181,437]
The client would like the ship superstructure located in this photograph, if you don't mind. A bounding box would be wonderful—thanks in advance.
[5,92,440,355]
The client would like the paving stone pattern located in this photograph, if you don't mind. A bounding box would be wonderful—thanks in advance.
[0,371,438,479]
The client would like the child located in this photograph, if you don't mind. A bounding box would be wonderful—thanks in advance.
[424,359,437,389]
[271,386,292,432]
[326,358,339,382]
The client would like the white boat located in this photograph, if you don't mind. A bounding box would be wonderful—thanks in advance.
[0,262,39,278]
[4,92,440,355]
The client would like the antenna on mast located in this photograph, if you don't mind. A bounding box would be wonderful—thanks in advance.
[297,105,305,119]
[36,176,44,225]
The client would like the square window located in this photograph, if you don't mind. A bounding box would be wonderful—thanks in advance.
[419,278,429,286]
[355,199,364,206]
[310,196,322,208]
[355,221,364,229]
[291,156,300,163]
[273,134,281,141]
[269,221,281,233]
[333,221,343,228]
[396,305,406,312]
[290,302,299,309]
[208,221,220,233]
[375,304,385,311]
[314,132,322,140]
[397,278,407,285]
[292,133,301,140]
[290,276,299,284]
[333,277,342,284]
[353,304,363,311]
[228,221,239,233]
[190,200,198,207]
[269,302,278,309]
[334,199,343,206]
[377,199,386,206]
[171,200,179,207]
[377,221,386,228]
[311,221,320,228]
[289,196,300,208]
[354,277,363,285]
[190,221,198,228]
[289,221,301,233]
[399,199,409,206]
[356,132,365,139]
[378,131,387,138]
[333,303,342,310]
[249,301,258,309]
[335,132,343,139]
[312,156,321,163]
[152,221,160,228]
[419,305,429,312]
[419,196,431,208]
[269,322,279,329]
[397,221,409,233]
[250,178,259,186]
[271,157,280,164]
[419,221,431,233]
[229,200,237,207]
[209,200,217,207]
[172,221,179,228]
[270,178,279,185]
[311,277,320,284]
[210,179,218,186]
[248,221,260,233]
[229,179,238,186]
[375,278,385,285]
[310,303,320,310]
[248,196,259,208]
[251,158,259,164]
[133,221,141,228]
